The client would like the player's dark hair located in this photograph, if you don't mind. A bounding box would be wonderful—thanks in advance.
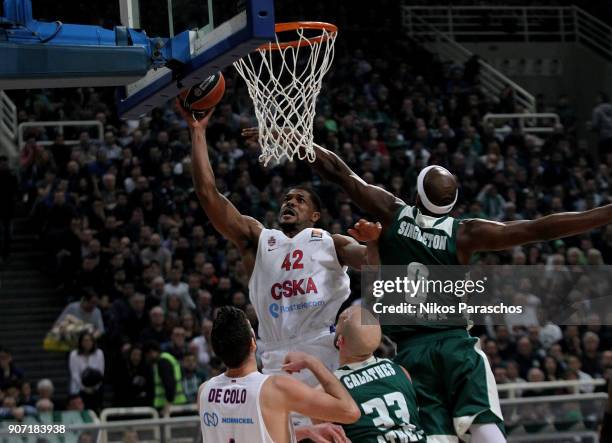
[292,186,322,212]
[211,306,253,369]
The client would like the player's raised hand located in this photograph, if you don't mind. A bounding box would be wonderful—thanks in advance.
[241,126,295,142]
[176,99,215,129]
[282,351,315,374]
[348,219,382,243]
[241,126,259,141]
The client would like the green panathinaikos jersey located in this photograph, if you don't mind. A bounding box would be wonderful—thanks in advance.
[379,205,461,266]
[335,356,426,443]
[377,205,469,341]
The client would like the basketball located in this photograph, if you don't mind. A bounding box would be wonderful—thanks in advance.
[178,72,225,116]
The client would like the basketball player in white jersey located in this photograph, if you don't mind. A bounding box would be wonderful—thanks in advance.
[181,107,372,388]
[199,306,360,443]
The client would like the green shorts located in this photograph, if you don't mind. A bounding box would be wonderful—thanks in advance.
[394,328,505,441]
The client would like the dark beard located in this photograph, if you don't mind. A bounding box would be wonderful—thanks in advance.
[279,220,297,233]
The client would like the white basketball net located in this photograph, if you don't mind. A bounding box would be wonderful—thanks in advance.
[234,25,337,165]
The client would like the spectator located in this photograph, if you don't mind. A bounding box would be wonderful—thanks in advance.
[195,290,213,322]
[114,344,153,407]
[523,368,550,397]
[18,381,36,407]
[493,325,516,360]
[36,398,54,414]
[140,307,170,344]
[149,276,166,307]
[161,326,189,360]
[477,184,506,220]
[121,293,149,343]
[591,92,612,160]
[0,156,18,261]
[36,379,55,404]
[49,133,71,174]
[143,341,187,414]
[141,234,171,275]
[582,332,603,377]
[0,347,24,389]
[483,338,501,367]
[543,356,563,382]
[56,290,105,338]
[181,353,206,403]
[190,319,213,371]
[68,332,105,411]
[566,355,594,393]
[515,336,541,379]
[66,394,85,411]
[0,396,26,419]
[163,266,195,311]
[181,312,198,340]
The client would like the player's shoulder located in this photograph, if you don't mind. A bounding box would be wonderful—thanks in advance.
[331,232,353,246]
[261,374,299,407]
[395,204,415,220]
[244,215,265,232]
[197,379,208,411]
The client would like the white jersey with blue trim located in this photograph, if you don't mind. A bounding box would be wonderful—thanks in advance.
[200,371,296,443]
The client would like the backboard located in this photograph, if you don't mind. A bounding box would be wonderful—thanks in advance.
[117,0,275,119]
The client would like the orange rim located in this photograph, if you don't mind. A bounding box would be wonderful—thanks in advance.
[258,21,338,51]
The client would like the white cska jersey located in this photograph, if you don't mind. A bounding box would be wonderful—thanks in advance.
[200,371,296,443]
[249,228,350,384]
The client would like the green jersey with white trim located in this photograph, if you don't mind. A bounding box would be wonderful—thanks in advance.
[335,356,426,442]
[378,205,468,341]
[379,205,461,266]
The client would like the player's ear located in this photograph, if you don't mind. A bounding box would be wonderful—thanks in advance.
[334,334,344,350]
[311,211,321,223]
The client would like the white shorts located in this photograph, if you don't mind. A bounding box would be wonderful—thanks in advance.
[261,333,339,428]
[261,333,339,387]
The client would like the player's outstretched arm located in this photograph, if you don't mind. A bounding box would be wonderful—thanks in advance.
[311,143,403,226]
[333,219,382,269]
[265,352,360,424]
[457,204,612,262]
[182,104,262,249]
[241,127,402,225]
[333,234,368,270]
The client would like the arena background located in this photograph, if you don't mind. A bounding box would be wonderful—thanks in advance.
[0,0,611,441]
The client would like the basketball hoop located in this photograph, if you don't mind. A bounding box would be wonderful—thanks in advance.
[234,22,338,165]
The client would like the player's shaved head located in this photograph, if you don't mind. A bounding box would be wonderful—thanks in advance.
[335,306,381,362]
[422,166,458,207]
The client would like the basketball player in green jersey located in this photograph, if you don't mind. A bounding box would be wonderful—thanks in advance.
[300,144,612,443]
[331,305,426,443]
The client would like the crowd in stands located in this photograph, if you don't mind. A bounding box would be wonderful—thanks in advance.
[0,3,611,436]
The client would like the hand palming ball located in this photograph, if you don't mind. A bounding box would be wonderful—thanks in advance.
[178,72,225,118]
